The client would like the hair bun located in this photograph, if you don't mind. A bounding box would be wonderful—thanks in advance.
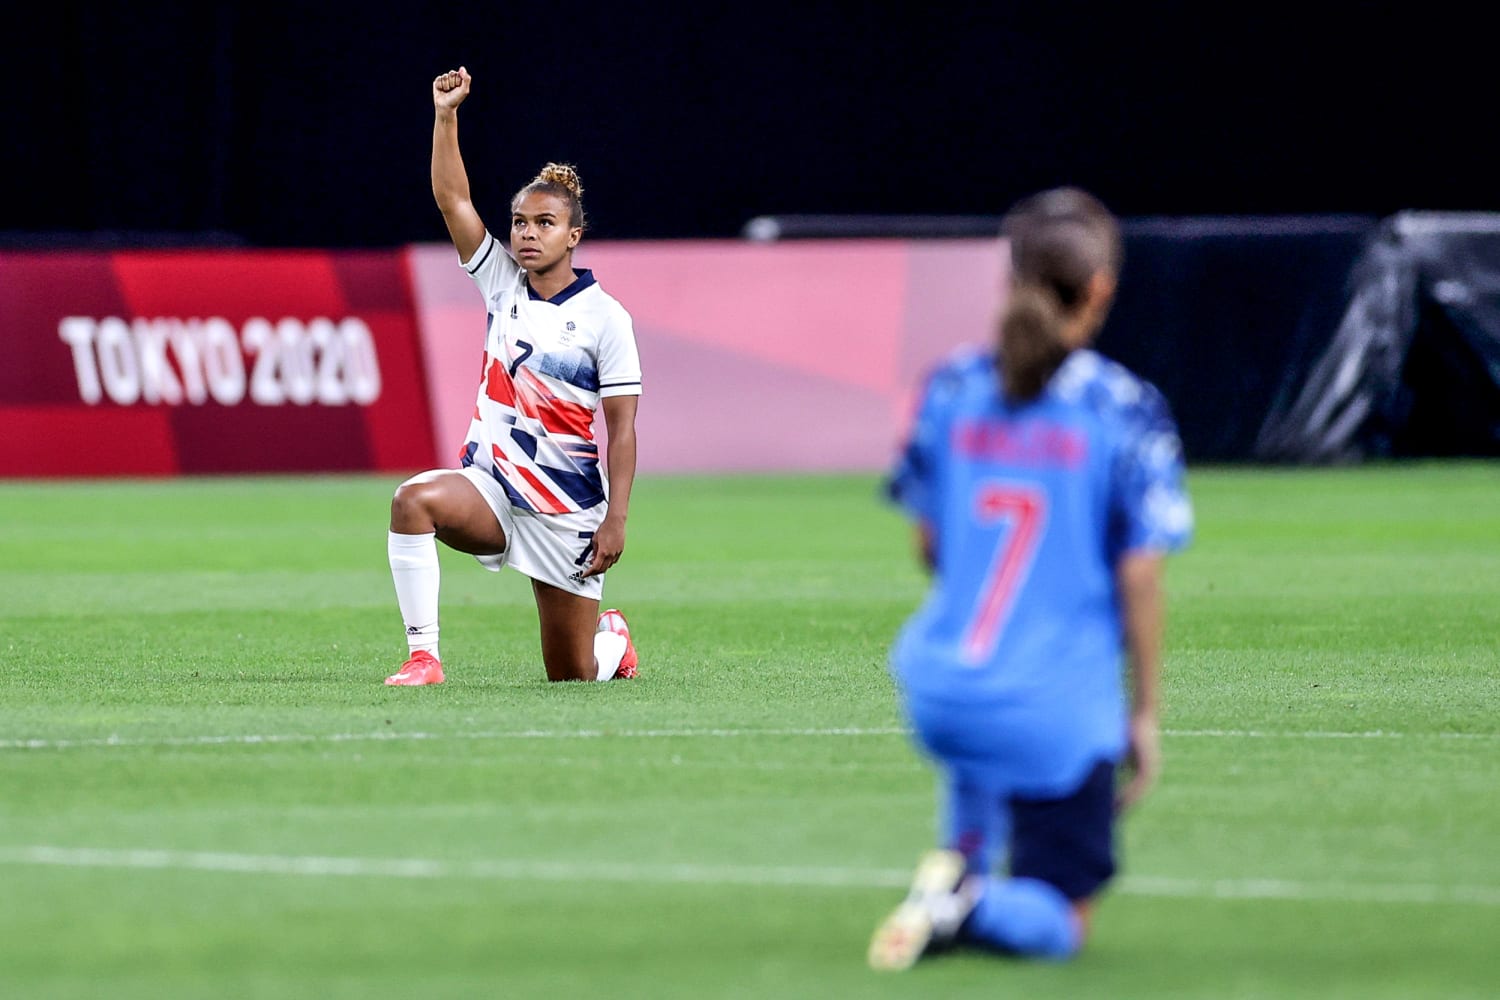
[535,162,583,200]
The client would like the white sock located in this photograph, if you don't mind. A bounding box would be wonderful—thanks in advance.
[389,531,440,659]
[594,630,626,681]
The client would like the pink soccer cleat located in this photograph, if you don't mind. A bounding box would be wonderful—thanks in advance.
[597,608,638,679]
[384,649,445,686]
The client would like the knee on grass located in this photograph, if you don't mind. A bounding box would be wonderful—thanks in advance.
[965,877,1082,960]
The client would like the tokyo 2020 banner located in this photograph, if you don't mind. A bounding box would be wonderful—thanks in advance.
[0,250,436,475]
[2,241,999,477]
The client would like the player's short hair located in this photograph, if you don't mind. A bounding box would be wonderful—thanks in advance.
[997,188,1122,401]
[513,162,586,231]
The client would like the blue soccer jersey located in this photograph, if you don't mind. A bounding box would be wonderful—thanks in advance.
[887,347,1192,789]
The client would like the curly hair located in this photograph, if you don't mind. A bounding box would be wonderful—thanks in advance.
[512,162,586,230]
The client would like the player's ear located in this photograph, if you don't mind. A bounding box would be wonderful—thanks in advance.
[1087,270,1117,307]
[568,227,582,249]
[1075,270,1117,343]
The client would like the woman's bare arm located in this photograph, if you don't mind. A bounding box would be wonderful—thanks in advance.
[431,67,486,262]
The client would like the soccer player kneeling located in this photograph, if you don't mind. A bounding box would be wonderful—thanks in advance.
[870,188,1192,968]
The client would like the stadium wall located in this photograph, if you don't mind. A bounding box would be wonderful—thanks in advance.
[2,241,1001,478]
[8,224,1433,477]
[406,240,1001,474]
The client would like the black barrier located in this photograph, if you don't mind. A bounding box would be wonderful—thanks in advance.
[751,211,1500,463]
[1098,216,1379,463]
[1256,213,1500,462]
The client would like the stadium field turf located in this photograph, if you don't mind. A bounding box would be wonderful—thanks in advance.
[0,463,1496,998]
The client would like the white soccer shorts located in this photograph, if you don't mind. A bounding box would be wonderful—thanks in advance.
[458,466,607,599]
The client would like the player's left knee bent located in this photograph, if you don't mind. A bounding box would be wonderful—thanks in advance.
[390,478,438,531]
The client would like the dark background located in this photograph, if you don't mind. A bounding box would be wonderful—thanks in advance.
[2,5,1490,248]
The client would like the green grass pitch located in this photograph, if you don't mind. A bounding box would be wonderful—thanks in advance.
[0,463,1496,998]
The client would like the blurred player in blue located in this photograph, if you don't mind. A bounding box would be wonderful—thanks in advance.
[868,188,1193,970]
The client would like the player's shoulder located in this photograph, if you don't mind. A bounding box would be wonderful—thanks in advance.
[462,234,523,309]
[463,231,518,277]
[927,343,993,380]
[591,281,633,321]
[582,279,637,339]
[918,344,995,401]
[1053,349,1173,428]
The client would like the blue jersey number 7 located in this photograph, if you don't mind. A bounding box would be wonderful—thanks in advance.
[508,339,533,377]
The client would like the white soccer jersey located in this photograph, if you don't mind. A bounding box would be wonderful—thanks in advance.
[458,231,642,514]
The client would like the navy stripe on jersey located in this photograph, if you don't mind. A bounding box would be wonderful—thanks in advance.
[466,236,498,274]
[542,460,605,509]
[599,380,641,389]
[510,427,539,460]
[492,467,535,512]
[526,268,597,304]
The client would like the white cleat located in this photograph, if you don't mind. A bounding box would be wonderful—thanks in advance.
[867,849,978,971]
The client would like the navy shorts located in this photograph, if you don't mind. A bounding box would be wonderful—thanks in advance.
[1007,759,1118,901]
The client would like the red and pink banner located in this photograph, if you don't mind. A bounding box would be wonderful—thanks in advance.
[0,250,435,476]
[407,239,1005,474]
[2,240,1007,477]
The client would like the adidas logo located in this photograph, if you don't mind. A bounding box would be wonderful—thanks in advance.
[405,626,421,635]
[510,305,518,319]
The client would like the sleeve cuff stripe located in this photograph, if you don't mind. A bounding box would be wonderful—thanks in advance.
[599,381,642,388]
[465,236,496,274]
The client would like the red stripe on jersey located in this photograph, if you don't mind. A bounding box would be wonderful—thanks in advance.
[490,448,569,514]
[540,399,594,438]
[485,359,517,407]
[483,358,596,442]
[515,368,596,439]
[515,464,570,514]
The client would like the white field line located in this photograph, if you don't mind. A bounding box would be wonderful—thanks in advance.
[1167,729,1499,741]
[0,846,902,889]
[2,846,1497,907]
[1,726,1496,752]
[0,727,906,751]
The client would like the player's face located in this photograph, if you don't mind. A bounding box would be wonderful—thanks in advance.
[510,192,581,272]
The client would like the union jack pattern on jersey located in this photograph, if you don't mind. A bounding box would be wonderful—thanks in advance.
[458,232,642,514]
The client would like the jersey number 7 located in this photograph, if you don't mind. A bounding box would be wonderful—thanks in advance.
[508,339,534,377]
[962,483,1047,664]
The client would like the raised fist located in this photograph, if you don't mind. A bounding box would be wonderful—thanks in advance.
[433,67,471,111]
